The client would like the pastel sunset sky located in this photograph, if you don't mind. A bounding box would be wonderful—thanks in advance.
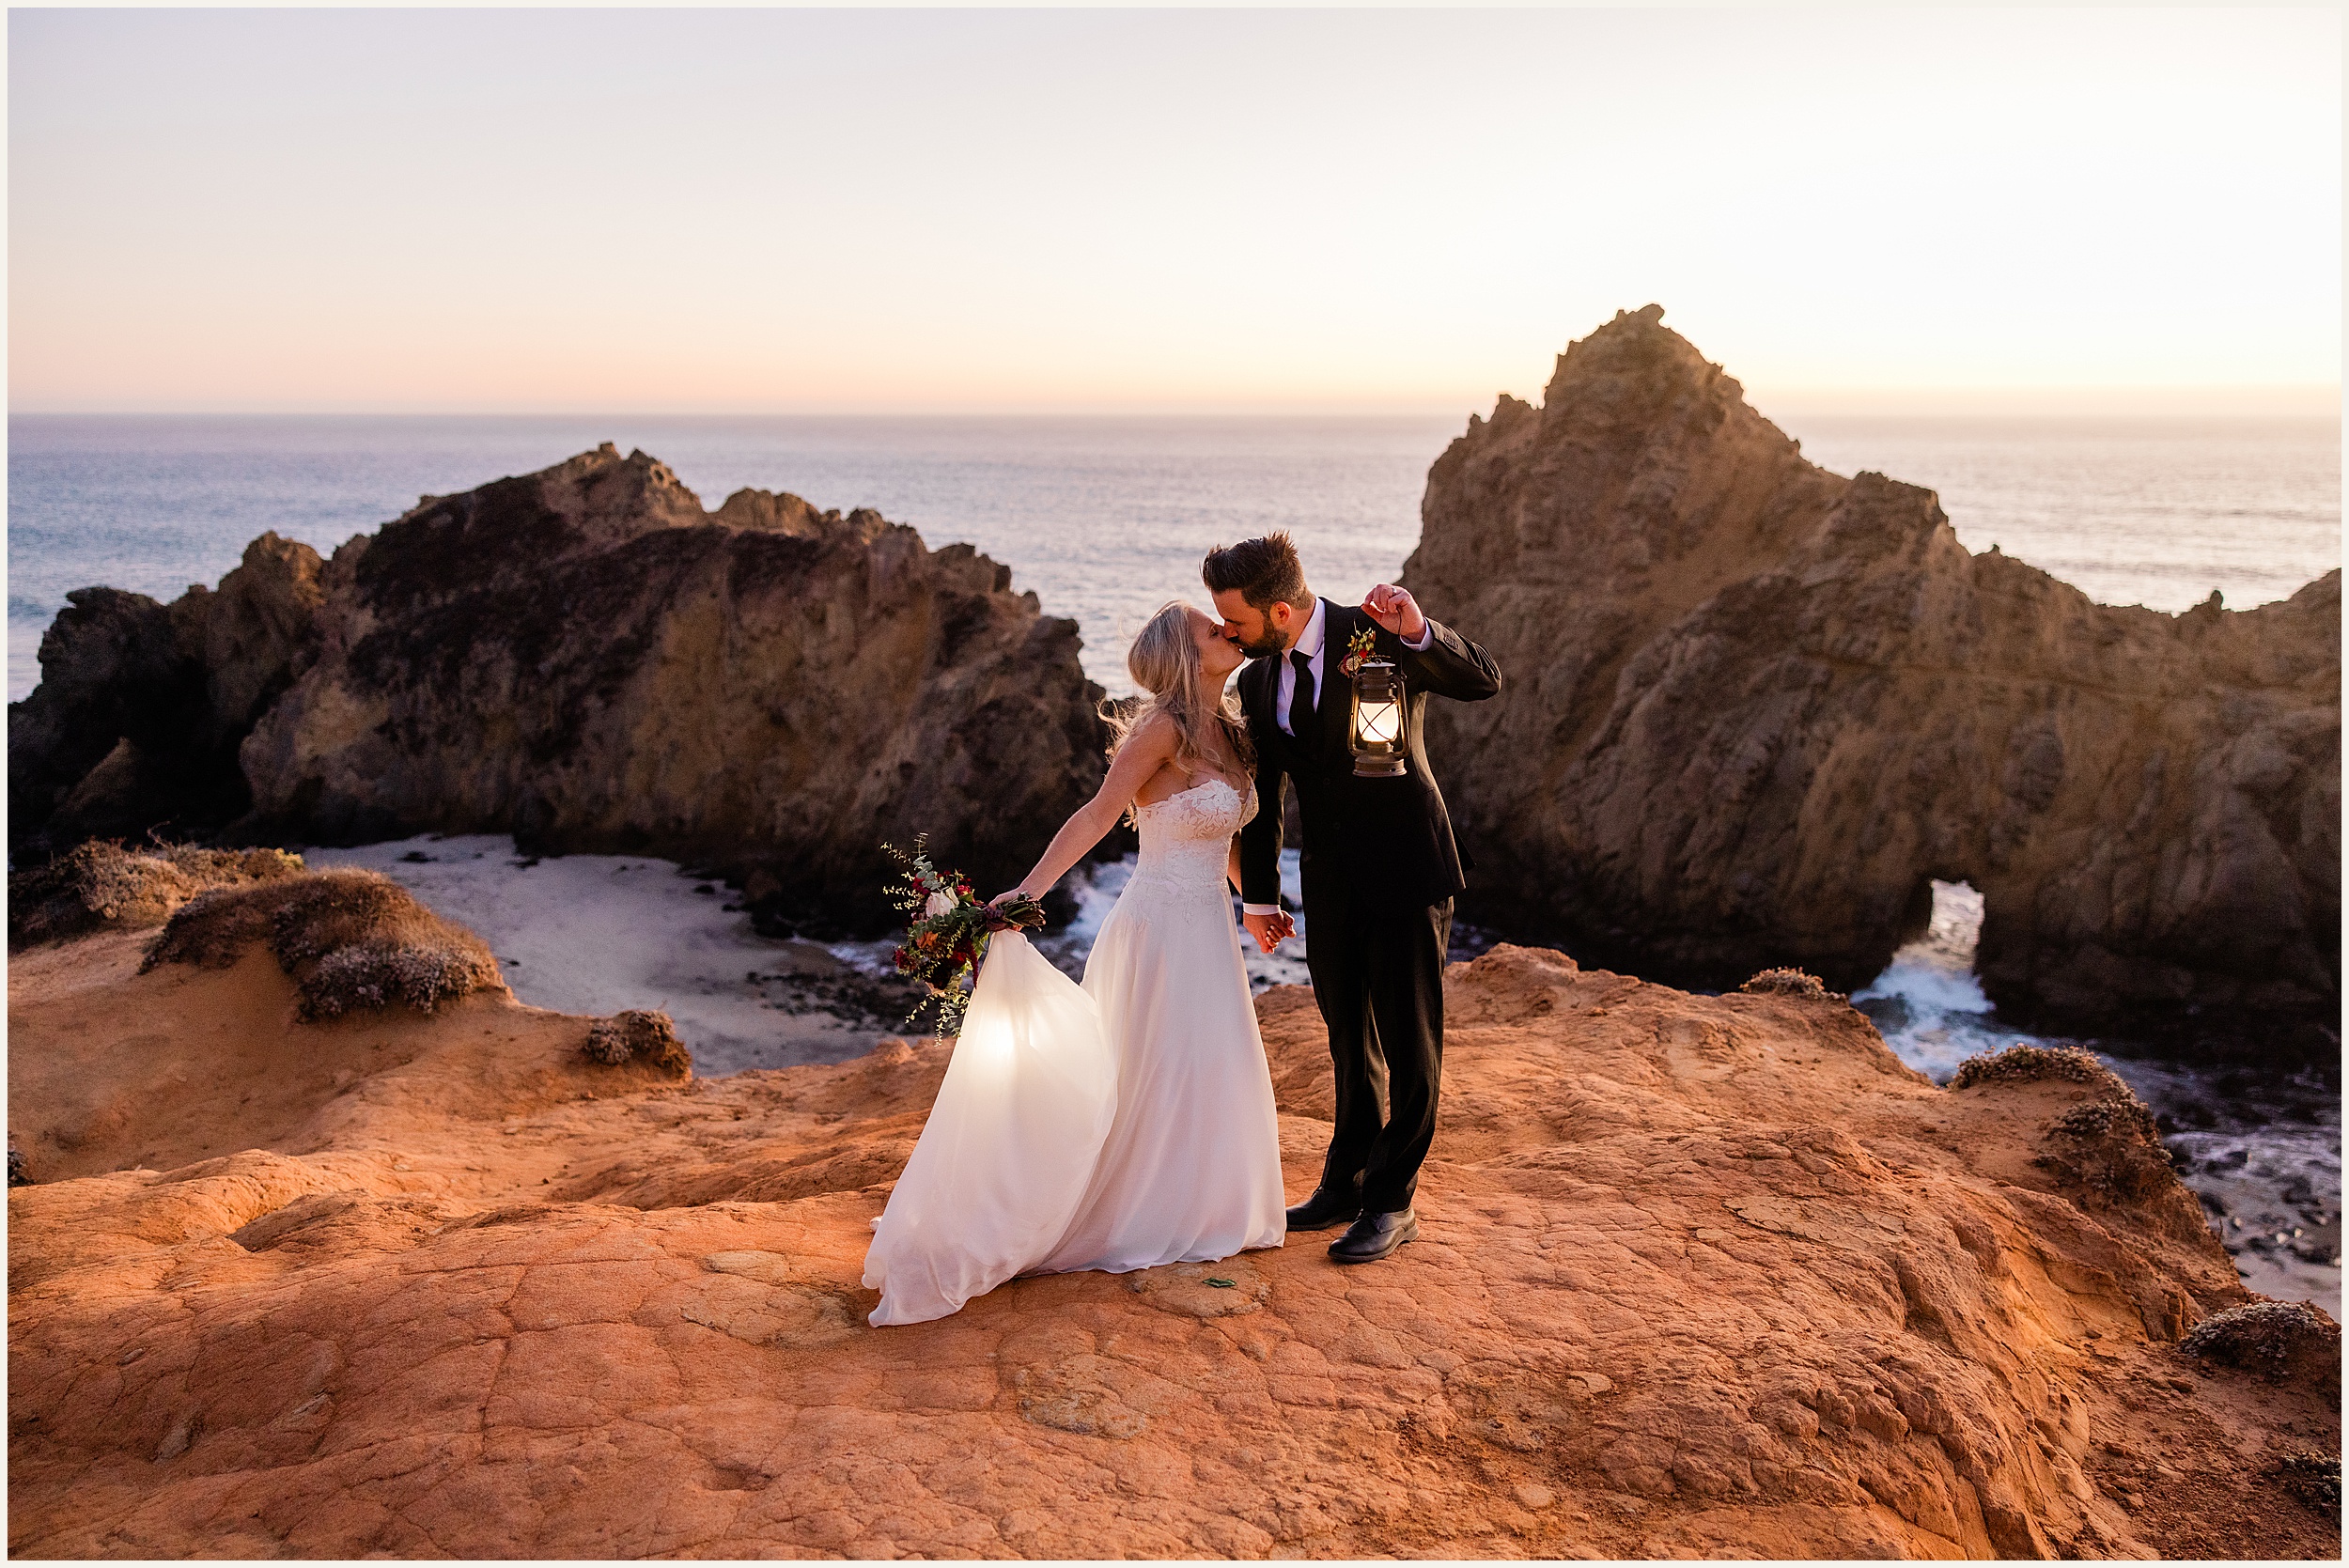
[8,6,2340,414]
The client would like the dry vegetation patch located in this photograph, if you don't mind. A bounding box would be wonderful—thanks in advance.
[141,867,503,1020]
[582,1009,692,1077]
[8,839,306,949]
[1737,966,1841,999]
[2181,1301,2343,1385]
[1949,1042,2128,1094]
[2035,1095,2179,1205]
[2273,1449,2342,1514]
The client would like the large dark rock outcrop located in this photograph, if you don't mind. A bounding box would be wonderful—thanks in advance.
[8,533,325,852]
[1403,305,2340,1036]
[10,445,1109,933]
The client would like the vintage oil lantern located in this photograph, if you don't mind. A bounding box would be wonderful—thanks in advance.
[1348,658,1407,777]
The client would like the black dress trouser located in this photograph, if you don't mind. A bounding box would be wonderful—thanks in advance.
[1301,889,1453,1216]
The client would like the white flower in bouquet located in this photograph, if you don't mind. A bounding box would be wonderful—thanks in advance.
[882,837,1049,1038]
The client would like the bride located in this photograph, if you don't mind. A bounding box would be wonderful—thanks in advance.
[862,600,1287,1325]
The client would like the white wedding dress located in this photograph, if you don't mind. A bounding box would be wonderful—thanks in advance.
[863,776,1287,1326]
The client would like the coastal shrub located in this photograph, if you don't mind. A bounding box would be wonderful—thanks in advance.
[143,884,282,970]
[8,839,305,950]
[142,868,503,1022]
[2272,1449,2341,1514]
[1739,967,1839,1000]
[2181,1301,2342,1385]
[1947,1043,2124,1094]
[301,941,493,1020]
[583,1010,692,1079]
[2048,1096,2160,1142]
[2034,1096,2173,1205]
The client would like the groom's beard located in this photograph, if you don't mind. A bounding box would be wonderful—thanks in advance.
[1231,631,1286,660]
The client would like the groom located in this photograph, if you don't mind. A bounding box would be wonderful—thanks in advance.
[1204,534,1501,1265]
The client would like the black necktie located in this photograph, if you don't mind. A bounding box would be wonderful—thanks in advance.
[1288,647,1315,737]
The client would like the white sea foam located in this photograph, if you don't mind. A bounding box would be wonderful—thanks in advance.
[1849,880,2026,1082]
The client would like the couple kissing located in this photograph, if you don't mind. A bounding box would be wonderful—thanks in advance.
[863,531,1500,1325]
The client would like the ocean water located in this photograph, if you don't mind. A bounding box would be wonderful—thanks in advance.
[6,413,1453,703]
[1792,415,2341,616]
[8,410,2341,1314]
[8,411,2341,702]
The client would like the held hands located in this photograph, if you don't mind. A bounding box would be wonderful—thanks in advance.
[1241,908,1296,954]
[1361,583,1427,643]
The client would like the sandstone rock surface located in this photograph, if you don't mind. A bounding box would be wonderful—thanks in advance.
[9,445,1110,932]
[1403,305,2341,1035]
[8,921,2336,1558]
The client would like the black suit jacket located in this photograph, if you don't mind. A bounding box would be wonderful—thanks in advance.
[1237,599,1501,915]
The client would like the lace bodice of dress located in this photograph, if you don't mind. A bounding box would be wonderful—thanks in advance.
[1129,776,1256,894]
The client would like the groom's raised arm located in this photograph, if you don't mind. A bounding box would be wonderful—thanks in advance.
[1396,616,1501,703]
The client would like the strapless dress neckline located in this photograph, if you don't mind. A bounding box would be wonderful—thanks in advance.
[1135,775,1246,815]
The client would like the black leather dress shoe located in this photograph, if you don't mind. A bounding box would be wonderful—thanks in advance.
[1284,1185,1363,1231]
[1329,1207,1417,1264]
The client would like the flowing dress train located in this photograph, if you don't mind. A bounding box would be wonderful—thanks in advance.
[863,777,1286,1324]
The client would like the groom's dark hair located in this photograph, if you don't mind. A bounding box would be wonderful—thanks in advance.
[1202,532,1310,614]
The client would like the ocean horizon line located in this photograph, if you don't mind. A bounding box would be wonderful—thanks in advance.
[8,389,2341,424]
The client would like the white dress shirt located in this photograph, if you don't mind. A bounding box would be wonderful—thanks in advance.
[1244,599,1433,916]
[1273,598,1330,737]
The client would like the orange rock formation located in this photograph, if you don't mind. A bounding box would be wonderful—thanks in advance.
[8,915,2337,1558]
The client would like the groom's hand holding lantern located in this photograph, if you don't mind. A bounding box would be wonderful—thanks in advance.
[1350,583,1426,780]
[1360,582,1427,641]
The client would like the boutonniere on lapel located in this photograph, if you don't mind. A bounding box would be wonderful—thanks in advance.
[1338,625,1378,678]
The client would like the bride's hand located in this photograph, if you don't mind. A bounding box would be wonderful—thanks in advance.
[988,888,1032,908]
[1242,909,1292,953]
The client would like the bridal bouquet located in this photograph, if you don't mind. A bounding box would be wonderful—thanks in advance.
[883,838,1047,1037]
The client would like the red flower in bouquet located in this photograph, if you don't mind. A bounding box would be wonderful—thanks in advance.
[881,837,1048,1038]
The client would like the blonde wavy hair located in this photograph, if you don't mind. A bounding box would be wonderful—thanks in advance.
[1102,601,1254,823]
